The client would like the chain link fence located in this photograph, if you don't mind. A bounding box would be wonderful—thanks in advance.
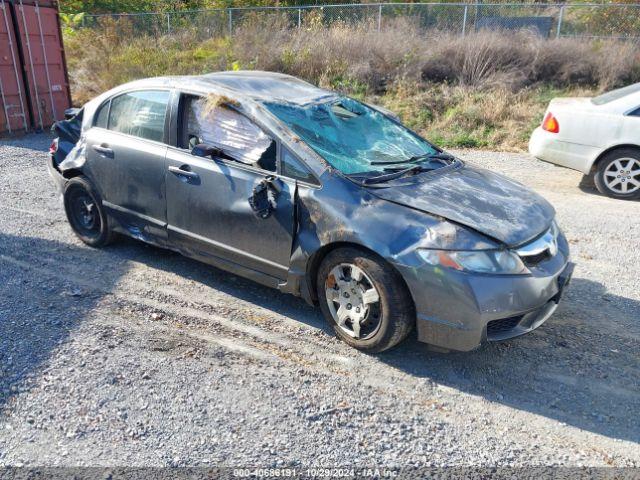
[79,2,640,41]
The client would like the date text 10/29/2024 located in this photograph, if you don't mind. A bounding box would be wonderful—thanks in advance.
[233,468,398,478]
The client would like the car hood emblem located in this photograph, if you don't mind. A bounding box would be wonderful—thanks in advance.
[516,228,558,258]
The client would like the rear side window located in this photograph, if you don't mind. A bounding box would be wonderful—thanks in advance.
[592,83,640,105]
[281,147,317,184]
[108,90,170,142]
[94,101,110,128]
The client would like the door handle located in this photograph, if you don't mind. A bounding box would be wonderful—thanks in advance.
[264,175,282,193]
[92,145,114,158]
[168,165,199,182]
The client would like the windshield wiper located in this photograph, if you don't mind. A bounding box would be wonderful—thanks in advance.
[362,164,427,185]
[370,152,455,166]
[360,152,456,185]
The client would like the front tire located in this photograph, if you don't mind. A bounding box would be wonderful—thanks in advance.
[316,248,414,353]
[63,176,114,247]
[594,148,640,200]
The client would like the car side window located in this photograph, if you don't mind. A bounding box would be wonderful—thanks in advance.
[281,146,318,185]
[628,106,640,117]
[107,90,170,143]
[180,95,277,173]
[94,100,110,128]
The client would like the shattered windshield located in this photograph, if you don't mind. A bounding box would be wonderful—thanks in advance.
[264,97,438,175]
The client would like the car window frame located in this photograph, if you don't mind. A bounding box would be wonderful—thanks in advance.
[170,90,321,188]
[93,99,111,129]
[90,87,172,146]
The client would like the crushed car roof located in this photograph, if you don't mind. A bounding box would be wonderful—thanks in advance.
[120,71,336,105]
[201,71,336,104]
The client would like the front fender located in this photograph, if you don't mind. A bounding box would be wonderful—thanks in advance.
[281,173,497,303]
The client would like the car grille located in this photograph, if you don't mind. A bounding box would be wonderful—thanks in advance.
[487,315,522,338]
[515,224,559,268]
[521,250,551,267]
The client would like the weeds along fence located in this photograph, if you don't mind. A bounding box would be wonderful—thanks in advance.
[75,2,640,41]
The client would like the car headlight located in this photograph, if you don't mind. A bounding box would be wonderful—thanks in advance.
[417,249,529,274]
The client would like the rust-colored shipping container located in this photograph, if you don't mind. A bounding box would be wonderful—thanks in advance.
[0,0,71,135]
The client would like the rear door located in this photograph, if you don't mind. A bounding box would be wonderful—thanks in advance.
[84,89,171,242]
[165,93,296,281]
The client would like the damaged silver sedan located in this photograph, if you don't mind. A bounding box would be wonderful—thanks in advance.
[48,71,574,352]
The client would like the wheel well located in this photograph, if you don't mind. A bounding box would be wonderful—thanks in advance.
[591,144,640,175]
[62,168,83,179]
[306,242,415,311]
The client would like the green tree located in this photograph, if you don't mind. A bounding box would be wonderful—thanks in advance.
[58,0,406,15]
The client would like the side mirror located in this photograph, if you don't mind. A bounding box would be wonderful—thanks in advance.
[248,177,280,219]
[64,107,81,120]
[191,143,221,158]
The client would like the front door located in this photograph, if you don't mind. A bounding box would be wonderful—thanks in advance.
[165,94,296,281]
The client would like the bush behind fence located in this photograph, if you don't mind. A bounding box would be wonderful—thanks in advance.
[77,2,640,40]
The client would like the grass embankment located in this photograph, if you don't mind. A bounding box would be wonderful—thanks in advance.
[64,18,640,150]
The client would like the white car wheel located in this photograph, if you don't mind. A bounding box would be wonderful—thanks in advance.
[595,149,640,200]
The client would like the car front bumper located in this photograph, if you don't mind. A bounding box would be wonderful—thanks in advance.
[395,250,574,352]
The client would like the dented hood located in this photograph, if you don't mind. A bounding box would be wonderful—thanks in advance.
[370,163,555,247]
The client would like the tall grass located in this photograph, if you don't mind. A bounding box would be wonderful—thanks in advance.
[64,17,640,150]
[230,17,640,91]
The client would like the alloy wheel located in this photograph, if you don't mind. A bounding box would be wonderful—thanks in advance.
[603,157,640,194]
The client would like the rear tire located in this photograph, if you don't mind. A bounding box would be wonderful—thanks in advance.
[594,148,640,200]
[63,176,114,247]
[316,247,414,353]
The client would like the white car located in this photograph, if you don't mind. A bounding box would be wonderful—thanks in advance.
[529,83,640,200]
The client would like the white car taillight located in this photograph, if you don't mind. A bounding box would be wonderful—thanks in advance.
[542,112,559,133]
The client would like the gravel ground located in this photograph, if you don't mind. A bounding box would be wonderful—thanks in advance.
[0,134,638,469]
